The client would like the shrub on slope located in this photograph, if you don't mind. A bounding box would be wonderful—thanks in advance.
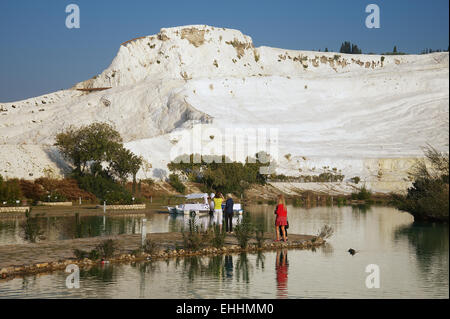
[394,145,449,223]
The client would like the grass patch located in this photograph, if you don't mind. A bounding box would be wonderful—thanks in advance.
[210,225,226,248]
[142,238,159,254]
[96,239,118,259]
[182,216,209,251]
[234,212,253,248]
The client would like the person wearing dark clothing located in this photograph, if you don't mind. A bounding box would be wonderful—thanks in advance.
[278,222,288,241]
[224,194,234,233]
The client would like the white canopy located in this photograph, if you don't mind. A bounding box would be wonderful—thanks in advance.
[185,193,208,199]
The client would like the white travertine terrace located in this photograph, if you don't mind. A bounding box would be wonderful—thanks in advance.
[0,25,448,193]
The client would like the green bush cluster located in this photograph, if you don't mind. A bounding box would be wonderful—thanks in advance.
[0,175,22,204]
[96,239,118,259]
[394,146,449,222]
[210,225,226,249]
[270,169,345,183]
[182,216,210,251]
[75,174,139,204]
[351,186,372,201]
[74,239,119,261]
[168,174,186,194]
[168,153,269,195]
[42,191,67,202]
[73,248,100,261]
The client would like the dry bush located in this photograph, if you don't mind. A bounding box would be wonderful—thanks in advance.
[181,27,205,47]
[254,49,260,62]
[225,38,253,58]
[19,180,45,201]
[317,225,334,239]
[19,178,96,202]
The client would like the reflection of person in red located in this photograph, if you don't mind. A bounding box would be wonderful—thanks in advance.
[276,249,288,298]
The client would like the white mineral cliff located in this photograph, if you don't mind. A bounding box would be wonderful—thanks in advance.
[0,25,448,194]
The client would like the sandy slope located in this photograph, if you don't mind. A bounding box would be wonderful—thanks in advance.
[0,25,448,193]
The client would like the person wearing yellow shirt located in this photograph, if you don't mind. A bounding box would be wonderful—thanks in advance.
[213,192,224,231]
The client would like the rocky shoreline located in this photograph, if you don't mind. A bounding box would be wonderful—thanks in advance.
[0,232,325,280]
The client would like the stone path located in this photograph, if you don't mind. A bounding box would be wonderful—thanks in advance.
[0,232,314,269]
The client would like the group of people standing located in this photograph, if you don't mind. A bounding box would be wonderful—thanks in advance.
[208,192,234,233]
[207,192,289,242]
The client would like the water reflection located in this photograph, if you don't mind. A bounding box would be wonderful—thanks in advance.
[235,253,252,283]
[351,204,371,215]
[0,210,243,245]
[394,222,449,254]
[256,251,265,270]
[0,213,149,245]
[224,255,233,278]
[81,264,114,282]
[394,222,449,286]
[0,206,448,299]
[320,242,334,256]
[153,251,256,290]
[276,249,289,299]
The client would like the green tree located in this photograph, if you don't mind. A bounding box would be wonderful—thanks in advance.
[109,146,143,192]
[234,212,254,248]
[109,147,133,184]
[168,174,186,194]
[54,126,82,172]
[129,153,143,194]
[54,122,144,204]
[351,43,362,54]
[340,41,351,54]
[55,122,122,174]
[340,41,362,54]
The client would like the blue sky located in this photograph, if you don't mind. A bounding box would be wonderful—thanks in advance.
[0,0,448,102]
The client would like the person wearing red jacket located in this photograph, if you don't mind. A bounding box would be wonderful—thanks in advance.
[274,194,288,242]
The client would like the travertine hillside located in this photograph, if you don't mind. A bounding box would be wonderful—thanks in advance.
[1,25,448,193]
